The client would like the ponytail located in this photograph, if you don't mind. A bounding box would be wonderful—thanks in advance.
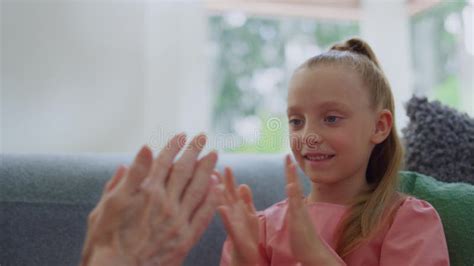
[330,38,381,69]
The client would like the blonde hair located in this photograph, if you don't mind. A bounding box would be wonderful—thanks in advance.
[297,38,405,258]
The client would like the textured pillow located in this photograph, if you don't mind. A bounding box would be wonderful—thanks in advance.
[398,171,474,266]
[402,96,474,184]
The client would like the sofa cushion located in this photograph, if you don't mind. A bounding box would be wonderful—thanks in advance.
[399,171,474,266]
[402,96,474,184]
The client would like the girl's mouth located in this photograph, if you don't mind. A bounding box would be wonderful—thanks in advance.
[304,154,335,161]
[303,154,335,168]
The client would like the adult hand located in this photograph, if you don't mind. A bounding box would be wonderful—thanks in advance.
[80,133,220,266]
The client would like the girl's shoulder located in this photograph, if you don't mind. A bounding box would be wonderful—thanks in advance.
[388,194,443,229]
[395,195,440,217]
[380,195,449,263]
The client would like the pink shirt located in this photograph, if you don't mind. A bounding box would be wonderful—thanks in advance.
[220,196,450,266]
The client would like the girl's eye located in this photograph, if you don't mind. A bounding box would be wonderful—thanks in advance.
[324,115,340,124]
[289,119,303,127]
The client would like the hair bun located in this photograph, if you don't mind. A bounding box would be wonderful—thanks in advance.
[330,37,381,68]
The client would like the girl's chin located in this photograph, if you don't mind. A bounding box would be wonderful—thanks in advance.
[303,169,334,183]
[301,168,320,181]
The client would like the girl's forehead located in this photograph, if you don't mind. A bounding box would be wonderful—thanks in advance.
[287,66,370,110]
[290,65,362,86]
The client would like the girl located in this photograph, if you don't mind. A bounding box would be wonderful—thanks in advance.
[216,38,450,265]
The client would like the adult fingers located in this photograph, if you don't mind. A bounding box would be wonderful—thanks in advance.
[146,133,187,188]
[188,182,221,246]
[167,134,207,203]
[181,151,218,219]
[117,145,153,195]
[213,170,224,187]
[104,165,128,195]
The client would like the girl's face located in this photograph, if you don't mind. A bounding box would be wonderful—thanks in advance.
[287,65,385,186]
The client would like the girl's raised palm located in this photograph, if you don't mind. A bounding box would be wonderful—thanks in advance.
[216,167,263,265]
[285,155,321,264]
[285,155,344,266]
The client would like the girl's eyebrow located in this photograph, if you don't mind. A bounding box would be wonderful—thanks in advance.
[287,101,350,114]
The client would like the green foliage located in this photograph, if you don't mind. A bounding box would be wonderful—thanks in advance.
[432,75,461,109]
[410,1,469,112]
[225,114,289,153]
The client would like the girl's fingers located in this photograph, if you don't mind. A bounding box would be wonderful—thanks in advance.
[285,155,298,185]
[286,183,300,198]
[218,204,255,256]
[214,182,231,206]
[285,155,304,210]
[224,167,238,202]
[217,206,237,241]
[238,184,256,214]
[214,173,234,206]
[213,170,224,187]
[285,155,300,192]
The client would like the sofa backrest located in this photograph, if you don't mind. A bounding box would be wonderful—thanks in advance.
[1,153,472,266]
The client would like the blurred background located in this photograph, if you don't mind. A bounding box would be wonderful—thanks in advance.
[1,0,473,154]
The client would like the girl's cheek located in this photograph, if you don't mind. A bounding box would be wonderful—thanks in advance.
[289,133,303,153]
[289,134,305,167]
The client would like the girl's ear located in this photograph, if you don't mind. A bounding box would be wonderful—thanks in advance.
[370,109,393,144]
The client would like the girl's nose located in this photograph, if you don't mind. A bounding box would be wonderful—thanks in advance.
[304,132,322,149]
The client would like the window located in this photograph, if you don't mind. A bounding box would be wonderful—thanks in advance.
[411,0,473,114]
[208,1,473,153]
[209,15,358,153]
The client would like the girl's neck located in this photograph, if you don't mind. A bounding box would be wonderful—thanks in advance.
[307,175,370,206]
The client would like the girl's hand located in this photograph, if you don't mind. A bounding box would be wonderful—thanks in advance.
[285,155,345,266]
[285,155,321,265]
[216,167,263,266]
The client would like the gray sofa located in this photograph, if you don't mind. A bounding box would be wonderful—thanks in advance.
[1,152,473,266]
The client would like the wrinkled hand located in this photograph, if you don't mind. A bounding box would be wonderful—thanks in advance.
[216,167,264,266]
[80,134,220,266]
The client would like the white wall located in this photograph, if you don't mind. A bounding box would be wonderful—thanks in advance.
[0,0,3,153]
[144,1,212,152]
[361,0,413,132]
[1,0,210,153]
